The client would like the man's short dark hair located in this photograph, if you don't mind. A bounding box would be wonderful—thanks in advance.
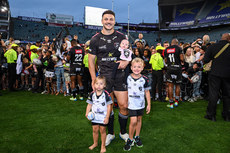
[71,39,78,46]
[102,10,115,18]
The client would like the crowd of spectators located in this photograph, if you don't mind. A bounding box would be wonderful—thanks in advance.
[0,32,228,108]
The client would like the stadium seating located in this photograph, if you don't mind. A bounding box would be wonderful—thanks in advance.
[169,2,204,27]
[199,0,230,24]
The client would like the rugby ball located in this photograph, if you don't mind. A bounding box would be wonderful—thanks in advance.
[65,63,70,67]
[87,112,95,120]
[33,58,42,66]
[191,75,199,83]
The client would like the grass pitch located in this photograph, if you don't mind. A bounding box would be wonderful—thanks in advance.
[0,91,229,153]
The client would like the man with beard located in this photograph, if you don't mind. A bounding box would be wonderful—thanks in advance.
[88,10,130,146]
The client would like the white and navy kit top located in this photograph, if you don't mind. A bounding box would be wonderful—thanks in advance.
[86,90,113,124]
[127,75,151,110]
[89,31,126,76]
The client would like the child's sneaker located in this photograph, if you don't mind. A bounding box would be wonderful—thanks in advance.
[174,100,179,107]
[123,138,134,151]
[79,96,84,100]
[105,134,115,146]
[193,97,198,101]
[188,98,194,103]
[134,136,143,148]
[167,103,174,109]
[70,97,77,101]
[41,90,47,94]
[119,132,129,142]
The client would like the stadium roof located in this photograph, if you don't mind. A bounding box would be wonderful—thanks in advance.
[158,0,205,6]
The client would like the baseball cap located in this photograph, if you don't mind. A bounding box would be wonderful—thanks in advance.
[30,45,39,50]
[156,46,165,51]
[11,44,18,47]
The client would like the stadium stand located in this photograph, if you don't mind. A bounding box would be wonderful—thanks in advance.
[8,0,230,46]
[169,1,204,27]
[159,0,230,30]
[0,0,10,39]
[199,0,230,24]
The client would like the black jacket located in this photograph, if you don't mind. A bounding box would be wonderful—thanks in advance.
[203,40,230,78]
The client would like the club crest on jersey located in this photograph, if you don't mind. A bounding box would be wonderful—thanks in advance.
[139,87,143,91]
[75,49,82,54]
[102,102,105,106]
[124,49,130,58]
[167,48,175,53]
[114,42,120,49]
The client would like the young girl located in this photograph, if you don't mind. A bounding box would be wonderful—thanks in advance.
[42,50,55,94]
[85,76,113,153]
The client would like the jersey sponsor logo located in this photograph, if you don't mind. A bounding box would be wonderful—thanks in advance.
[100,37,106,41]
[114,42,120,49]
[171,74,177,79]
[167,48,175,53]
[101,57,117,61]
[96,108,104,114]
[99,45,107,50]
[129,95,141,98]
[107,39,112,43]
[75,68,82,72]
[108,52,113,57]
[112,36,117,40]
[75,49,82,54]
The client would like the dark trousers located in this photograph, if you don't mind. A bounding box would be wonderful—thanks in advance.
[8,63,16,90]
[152,70,163,100]
[0,66,2,90]
[34,67,44,91]
[207,74,230,118]
[181,78,193,99]
[83,67,92,95]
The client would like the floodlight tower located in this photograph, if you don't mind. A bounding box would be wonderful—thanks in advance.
[112,0,114,11]
[128,4,130,39]
[0,0,10,39]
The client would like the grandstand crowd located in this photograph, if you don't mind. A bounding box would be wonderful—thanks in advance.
[0,32,226,102]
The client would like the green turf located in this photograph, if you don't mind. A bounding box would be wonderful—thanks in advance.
[0,91,229,153]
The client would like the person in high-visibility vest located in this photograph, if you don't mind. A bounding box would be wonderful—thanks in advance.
[4,44,18,91]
